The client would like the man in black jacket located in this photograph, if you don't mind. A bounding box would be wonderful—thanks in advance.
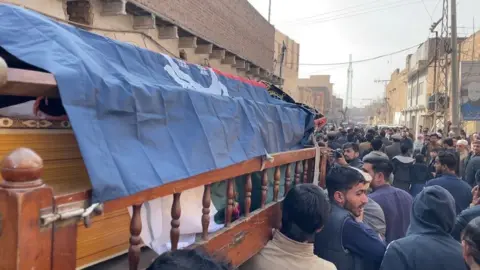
[379,186,467,270]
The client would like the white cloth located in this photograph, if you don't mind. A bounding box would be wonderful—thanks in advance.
[0,100,52,119]
[127,186,223,255]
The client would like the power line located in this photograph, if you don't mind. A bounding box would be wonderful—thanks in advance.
[278,0,383,24]
[280,0,436,26]
[292,43,420,66]
[421,0,433,21]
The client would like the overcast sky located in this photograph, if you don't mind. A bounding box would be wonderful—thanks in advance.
[248,0,479,107]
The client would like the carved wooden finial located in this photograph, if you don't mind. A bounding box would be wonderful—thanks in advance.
[0,56,7,87]
[1,148,44,188]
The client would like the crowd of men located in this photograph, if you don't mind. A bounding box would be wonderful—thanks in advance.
[146,126,480,270]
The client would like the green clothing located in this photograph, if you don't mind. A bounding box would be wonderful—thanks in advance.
[212,164,296,224]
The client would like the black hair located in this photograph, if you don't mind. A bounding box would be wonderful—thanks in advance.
[327,133,337,140]
[400,142,410,155]
[475,169,480,186]
[415,154,425,163]
[326,166,366,200]
[371,138,383,151]
[147,249,232,270]
[366,158,393,179]
[462,217,480,265]
[437,151,457,171]
[379,130,386,137]
[281,184,330,243]
[443,138,454,147]
[343,142,360,153]
[365,133,374,142]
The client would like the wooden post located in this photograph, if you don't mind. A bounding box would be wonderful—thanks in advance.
[0,148,55,269]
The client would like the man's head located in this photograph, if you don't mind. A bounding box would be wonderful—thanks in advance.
[457,139,469,152]
[326,166,369,217]
[379,130,386,138]
[430,133,440,144]
[391,134,402,142]
[365,133,374,143]
[147,249,232,270]
[443,138,455,148]
[430,147,440,159]
[281,184,330,243]
[400,142,410,156]
[362,157,393,190]
[327,131,337,141]
[415,154,425,163]
[473,140,480,156]
[342,143,360,161]
[371,138,383,151]
[435,151,457,175]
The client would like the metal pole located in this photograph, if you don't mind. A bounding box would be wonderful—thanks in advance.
[268,0,272,23]
[450,0,459,135]
[278,41,286,86]
[432,31,438,129]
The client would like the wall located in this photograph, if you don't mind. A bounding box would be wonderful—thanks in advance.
[458,30,480,134]
[297,75,333,114]
[136,0,275,71]
[4,0,265,77]
[385,68,407,124]
[273,30,299,101]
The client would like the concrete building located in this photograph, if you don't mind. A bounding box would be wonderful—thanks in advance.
[9,0,277,80]
[297,75,334,115]
[273,30,300,100]
[385,68,407,125]
[404,38,451,134]
[456,30,480,134]
[330,95,344,124]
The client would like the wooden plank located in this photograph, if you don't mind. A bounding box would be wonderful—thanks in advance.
[52,223,78,270]
[198,201,281,267]
[76,209,131,266]
[0,68,59,97]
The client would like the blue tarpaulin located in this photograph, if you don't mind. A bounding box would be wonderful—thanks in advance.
[0,4,314,202]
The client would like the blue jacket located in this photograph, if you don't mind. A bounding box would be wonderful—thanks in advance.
[425,173,472,214]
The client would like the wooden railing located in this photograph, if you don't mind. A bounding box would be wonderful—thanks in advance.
[0,146,328,269]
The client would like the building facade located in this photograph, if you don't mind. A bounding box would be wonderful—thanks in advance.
[457,30,480,134]
[297,75,334,115]
[385,68,407,125]
[8,0,276,80]
[273,30,300,100]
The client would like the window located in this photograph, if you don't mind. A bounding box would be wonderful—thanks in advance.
[418,82,424,95]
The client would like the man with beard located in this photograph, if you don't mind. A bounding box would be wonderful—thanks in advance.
[425,151,472,214]
[421,132,441,162]
[342,143,364,169]
[465,140,480,187]
[315,166,386,270]
[363,154,412,243]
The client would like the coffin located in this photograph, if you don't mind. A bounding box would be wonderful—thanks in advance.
[0,69,328,269]
[0,5,327,268]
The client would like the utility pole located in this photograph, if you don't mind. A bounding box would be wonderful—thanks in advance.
[374,79,391,124]
[278,41,287,87]
[268,0,272,23]
[346,54,353,109]
[430,18,441,132]
[450,0,460,135]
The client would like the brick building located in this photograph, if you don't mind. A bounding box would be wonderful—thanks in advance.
[6,0,276,80]
[297,75,334,115]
